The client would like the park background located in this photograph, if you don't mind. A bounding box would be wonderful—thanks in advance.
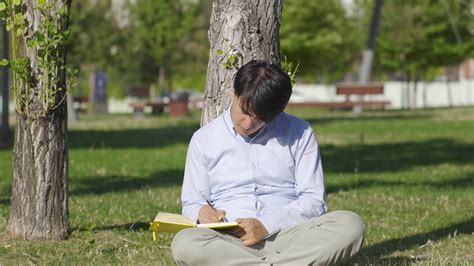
[0,0,473,264]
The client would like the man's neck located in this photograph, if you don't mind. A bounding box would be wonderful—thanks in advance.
[246,127,262,138]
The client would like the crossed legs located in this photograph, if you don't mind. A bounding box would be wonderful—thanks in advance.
[171,210,365,265]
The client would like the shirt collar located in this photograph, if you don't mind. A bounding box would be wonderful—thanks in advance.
[223,108,271,141]
[223,109,238,137]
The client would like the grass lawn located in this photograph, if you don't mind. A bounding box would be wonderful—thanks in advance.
[0,107,473,264]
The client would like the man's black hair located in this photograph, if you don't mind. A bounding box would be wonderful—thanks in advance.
[233,60,292,123]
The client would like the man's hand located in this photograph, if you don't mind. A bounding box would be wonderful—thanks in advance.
[234,218,268,246]
[198,205,226,224]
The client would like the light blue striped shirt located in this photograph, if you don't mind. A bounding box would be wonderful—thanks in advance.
[181,109,327,236]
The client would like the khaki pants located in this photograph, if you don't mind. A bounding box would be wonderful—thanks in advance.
[171,210,365,265]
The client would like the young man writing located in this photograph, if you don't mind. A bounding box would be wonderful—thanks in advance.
[171,60,365,265]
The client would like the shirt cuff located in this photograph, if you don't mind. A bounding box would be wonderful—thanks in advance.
[183,204,202,224]
[258,215,281,237]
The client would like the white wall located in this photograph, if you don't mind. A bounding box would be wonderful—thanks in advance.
[292,79,474,109]
[3,80,473,114]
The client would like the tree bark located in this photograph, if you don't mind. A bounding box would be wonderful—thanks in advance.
[6,0,70,240]
[201,0,283,125]
[7,110,69,240]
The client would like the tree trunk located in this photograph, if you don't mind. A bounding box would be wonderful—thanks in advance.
[412,78,418,109]
[422,80,428,108]
[446,80,453,108]
[6,0,71,240]
[1,21,9,148]
[201,0,283,125]
[159,65,166,94]
[7,110,69,240]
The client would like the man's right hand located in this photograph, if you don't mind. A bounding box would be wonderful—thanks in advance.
[198,205,226,223]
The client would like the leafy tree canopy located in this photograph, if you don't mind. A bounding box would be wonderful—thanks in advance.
[374,0,474,80]
[280,0,360,83]
[127,0,199,87]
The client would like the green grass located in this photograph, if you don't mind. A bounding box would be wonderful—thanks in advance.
[1,107,473,265]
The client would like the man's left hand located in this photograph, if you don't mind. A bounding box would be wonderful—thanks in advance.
[234,218,268,246]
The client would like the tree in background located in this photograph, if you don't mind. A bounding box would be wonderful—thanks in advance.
[373,0,474,108]
[2,0,72,240]
[128,0,198,95]
[68,0,118,70]
[171,0,211,92]
[63,0,474,102]
[67,1,209,98]
[280,0,360,83]
[67,0,131,98]
[201,0,283,125]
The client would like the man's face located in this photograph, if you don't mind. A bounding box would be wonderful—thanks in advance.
[230,92,265,137]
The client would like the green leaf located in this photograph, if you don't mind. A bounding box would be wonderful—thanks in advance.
[38,0,46,5]
[87,223,97,231]
[228,54,237,65]
[13,0,21,6]
[0,3,6,11]
[0,59,8,66]
[26,39,37,48]
[216,49,224,55]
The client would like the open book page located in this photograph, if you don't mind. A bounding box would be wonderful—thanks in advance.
[150,212,197,237]
[150,212,240,240]
[154,212,195,226]
[197,221,239,229]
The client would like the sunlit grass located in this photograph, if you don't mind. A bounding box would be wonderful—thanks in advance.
[1,107,473,264]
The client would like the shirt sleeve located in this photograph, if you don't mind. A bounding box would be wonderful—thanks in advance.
[181,133,209,223]
[258,125,327,236]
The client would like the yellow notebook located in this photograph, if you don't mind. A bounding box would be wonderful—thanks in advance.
[149,212,239,240]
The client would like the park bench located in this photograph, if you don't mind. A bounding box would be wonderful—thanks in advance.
[128,86,149,116]
[129,86,184,116]
[287,83,390,111]
[335,83,390,110]
[128,86,167,116]
[72,95,89,112]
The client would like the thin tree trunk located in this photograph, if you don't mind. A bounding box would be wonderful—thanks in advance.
[422,80,428,108]
[400,57,409,110]
[446,80,453,108]
[404,80,410,109]
[413,78,418,109]
[159,65,166,94]
[6,0,71,240]
[1,20,9,148]
[201,0,283,125]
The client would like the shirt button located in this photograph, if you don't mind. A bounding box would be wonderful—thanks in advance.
[254,186,258,192]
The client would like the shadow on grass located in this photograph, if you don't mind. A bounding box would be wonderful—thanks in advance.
[70,168,183,196]
[67,137,473,196]
[0,198,9,205]
[99,222,151,231]
[68,125,198,149]
[346,256,418,265]
[326,174,474,194]
[303,112,433,126]
[71,221,151,233]
[322,138,474,174]
[352,217,474,264]
[88,222,151,232]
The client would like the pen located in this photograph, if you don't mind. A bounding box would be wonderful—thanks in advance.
[206,200,229,222]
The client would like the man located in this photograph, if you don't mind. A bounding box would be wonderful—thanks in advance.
[171,60,365,265]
